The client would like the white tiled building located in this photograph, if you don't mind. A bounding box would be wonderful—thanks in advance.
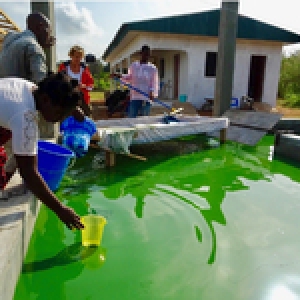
[102,9,300,109]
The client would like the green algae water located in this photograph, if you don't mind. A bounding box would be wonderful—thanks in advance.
[14,135,300,300]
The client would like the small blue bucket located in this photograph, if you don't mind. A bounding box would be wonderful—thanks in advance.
[60,117,97,158]
[179,94,187,102]
[38,140,75,192]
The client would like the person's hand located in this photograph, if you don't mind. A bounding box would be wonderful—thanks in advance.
[56,204,84,230]
[46,36,56,47]
[72,107,85,122]
[79,83,86,89]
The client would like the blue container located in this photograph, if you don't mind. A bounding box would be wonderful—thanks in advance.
[60,117,97,158]
[179,94,187,102]
[230,98,239,108]
[38,141,75,192]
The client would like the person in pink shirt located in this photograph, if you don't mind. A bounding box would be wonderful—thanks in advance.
[112,45,159,118]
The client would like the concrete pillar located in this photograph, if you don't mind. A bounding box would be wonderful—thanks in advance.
[31,1,58,139]
[115,64,119,90]
[110,64,114,92]
[213,0,239,117]
[30,1,56,71]
[109,64,113,93]
[110,64,117,92]
[119,61,123,90]
[126,56,131,94]
[127,56,131,68]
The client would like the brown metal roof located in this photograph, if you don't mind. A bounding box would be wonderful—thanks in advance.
[0,9,21,44]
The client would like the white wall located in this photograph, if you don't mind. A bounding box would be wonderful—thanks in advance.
[233,41,283,108]
[110,33,283,109]
[186,40,218,108]
[186,39,283,109]
[179,51,189,98]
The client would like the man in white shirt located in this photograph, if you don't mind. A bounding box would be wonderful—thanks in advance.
[0,72,84,230]
[113,45,159,118]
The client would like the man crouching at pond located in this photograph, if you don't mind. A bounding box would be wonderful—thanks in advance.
[0,72,84,230]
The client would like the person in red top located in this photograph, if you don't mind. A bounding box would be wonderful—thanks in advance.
[58,45,94,116]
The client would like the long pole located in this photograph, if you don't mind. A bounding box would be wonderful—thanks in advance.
[213,0,239,116]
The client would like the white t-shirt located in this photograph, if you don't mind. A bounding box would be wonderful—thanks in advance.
[66,65,83,82]
[0,77,38,155]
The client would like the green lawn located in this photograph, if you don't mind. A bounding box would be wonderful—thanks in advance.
[90,91,105,102]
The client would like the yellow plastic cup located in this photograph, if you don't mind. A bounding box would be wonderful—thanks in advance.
[81,215,107,247]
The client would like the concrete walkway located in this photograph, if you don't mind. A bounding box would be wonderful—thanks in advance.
[0,172,40,300]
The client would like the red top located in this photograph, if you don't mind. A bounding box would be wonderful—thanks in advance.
[58,62,94,105]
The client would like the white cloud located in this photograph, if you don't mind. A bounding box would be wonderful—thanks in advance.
[0,1,105,60]
[145,0,220,18]
[126,0,220,27]
[55,2,104,61]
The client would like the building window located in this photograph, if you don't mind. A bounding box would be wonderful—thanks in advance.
[159,58,165,79]
[205,52,218,77]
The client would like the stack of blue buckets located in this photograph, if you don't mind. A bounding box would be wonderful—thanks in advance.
[37,140,75,192]
[38,117,96,192]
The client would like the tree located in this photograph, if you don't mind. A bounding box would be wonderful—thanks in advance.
[99,71,110,91]
[278,50,300,107]
[86,59,109,91]
[88,60,102,77]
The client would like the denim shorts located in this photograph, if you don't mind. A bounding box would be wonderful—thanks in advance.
[127,100,151,118]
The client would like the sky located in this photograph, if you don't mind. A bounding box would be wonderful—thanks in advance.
[1,0,300,62]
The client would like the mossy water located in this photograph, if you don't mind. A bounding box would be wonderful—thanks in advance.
[14,135,300,300]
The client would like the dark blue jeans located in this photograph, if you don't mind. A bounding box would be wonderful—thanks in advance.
[127,100,151,118]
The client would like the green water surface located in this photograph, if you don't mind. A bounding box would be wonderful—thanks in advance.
[14,135,300,300]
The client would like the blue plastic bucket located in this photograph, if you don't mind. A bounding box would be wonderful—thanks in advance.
[60,117,97,158]
[179,94,187,102]
[37,140,75,192]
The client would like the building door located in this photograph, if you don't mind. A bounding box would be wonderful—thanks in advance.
[174,54,180,99]
[247,55,267,102]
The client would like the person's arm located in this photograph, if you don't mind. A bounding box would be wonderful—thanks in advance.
[78,68,93,116]
[72,105,87,121]
[79,102,92,117]
[26,43,47,83]
[10,111,83,230]
[15,155,83,230]
[81,67,94,91]
[110,64,133,81]
[58,63,66,73]
[121,64,133,82]
[149,68,159,101]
